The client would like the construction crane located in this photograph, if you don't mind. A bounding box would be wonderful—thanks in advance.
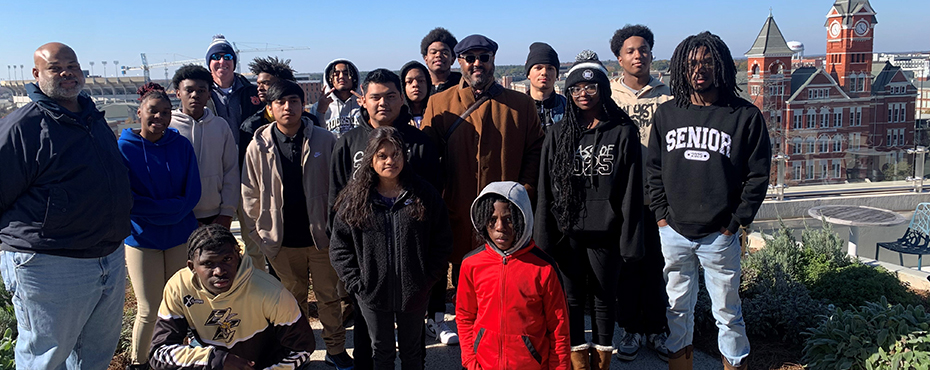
[122,39,311,82]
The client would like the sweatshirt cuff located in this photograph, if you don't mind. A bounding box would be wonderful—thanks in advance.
[727,218,742,235]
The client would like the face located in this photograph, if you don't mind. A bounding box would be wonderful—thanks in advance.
[362,82,403,125]
[188,245,240,295]
[176,79,210,116]
[619,36,653,78]
[404,68,427,103]
[331,63,353,92]
[209,53,234,84]
[256,72,278,103]
[486,201,515,251]
[528,64,557,92]
[570,82,601,111]
[33,44,85,101]
[138,97,172,139]
[371,142,404,180]
[271,94,304,127]
[424,41,453,75]
[458,49,496,90]
[687,46,716,93]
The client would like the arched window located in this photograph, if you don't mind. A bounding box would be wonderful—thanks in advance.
[751,64,760,77]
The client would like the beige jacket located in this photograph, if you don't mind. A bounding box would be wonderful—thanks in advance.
[241,118,335,259]
[170,108,239,218]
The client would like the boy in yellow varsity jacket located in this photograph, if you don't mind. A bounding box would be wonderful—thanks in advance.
[149,224,315,370]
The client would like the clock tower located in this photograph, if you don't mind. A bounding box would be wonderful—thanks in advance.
[825,0,877,95]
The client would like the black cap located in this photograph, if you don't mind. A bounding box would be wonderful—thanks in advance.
[565,50,610,94]
[453,34,499,56]
[524,42,560,77]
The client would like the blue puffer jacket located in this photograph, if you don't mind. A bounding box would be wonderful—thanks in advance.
[0,84,133,258]
[119,128,200,250]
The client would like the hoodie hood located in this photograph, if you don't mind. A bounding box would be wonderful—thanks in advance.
[119,126,182,146]
[400,61,432,114]
[322,59,361,93]
[191,250,254,300]
[470,181,535,255]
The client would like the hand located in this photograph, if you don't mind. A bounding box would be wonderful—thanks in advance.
[213,215,233,229]
[223,354,254,370]
[317,86,334,113]
[657,219,668,227]
[351,90,364,106]
[720,226,733,236]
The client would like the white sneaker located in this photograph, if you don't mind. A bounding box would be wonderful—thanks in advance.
[615,329,643,361]
[426,312,459,345]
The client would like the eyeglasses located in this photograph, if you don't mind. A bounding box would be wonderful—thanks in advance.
[210,53,234,61]
[459,53,493,64]
[568,83,599,97]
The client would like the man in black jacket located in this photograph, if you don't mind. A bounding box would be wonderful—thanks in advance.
[206,34,263,145]
[0,42,133,370]
[646,32,770,370]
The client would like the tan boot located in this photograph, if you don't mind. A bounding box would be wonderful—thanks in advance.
[668,345,693,370]
[589,346,612,370]
[722,355,748,370]
[571,349,590,370]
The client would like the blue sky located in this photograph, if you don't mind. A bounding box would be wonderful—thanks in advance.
[1,0,927,80]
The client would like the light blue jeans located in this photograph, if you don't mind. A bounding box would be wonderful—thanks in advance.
[658,226,749,367]
[0,246,126,370]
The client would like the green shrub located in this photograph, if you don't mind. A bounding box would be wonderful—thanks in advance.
[866,331,930,370]
[0,328,13,370]
[740,257,829,343]
[809,263,921,309]
[803,298,930,370]
[0,282,14,338]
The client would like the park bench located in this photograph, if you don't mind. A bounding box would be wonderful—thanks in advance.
[875,202,930,270]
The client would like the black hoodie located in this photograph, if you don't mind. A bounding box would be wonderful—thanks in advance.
[535,111,644,262]
[400,61,432,127]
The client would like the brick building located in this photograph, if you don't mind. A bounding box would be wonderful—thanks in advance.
[747,0,917,185]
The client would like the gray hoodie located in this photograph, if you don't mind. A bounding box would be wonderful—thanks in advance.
[170,107,240,219]
[470,181,535,256]
[310,59,362,138]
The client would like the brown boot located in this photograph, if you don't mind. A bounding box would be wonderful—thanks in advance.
[589,346,612,370]
[571,349,590,370]
[668,345,693,370]
[722,355,748,370]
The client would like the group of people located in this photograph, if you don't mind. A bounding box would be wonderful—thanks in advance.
[0,24,770,370]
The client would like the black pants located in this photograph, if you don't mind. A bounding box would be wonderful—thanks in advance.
[427,263,449,316]
[617,209,669,335]
[357,302,426,370]
[555,238,622,347]
[350,295,373,370]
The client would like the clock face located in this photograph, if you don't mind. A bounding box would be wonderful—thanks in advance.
[855,21,869,36]
[830,21,841,38]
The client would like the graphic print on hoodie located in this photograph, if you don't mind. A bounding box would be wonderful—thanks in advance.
[310,59,363,138]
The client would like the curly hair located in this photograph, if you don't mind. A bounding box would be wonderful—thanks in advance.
[609,24,655,58]
[669,31,741,107]
[420,27,458,57]
[248,56,296,82]
[171,64,213,90]
[137,82,170,105]
[187,224,241,261]
[472,193,525,247]
[334,126,425,228]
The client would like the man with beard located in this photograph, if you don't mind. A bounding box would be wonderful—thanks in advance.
[0,42,133,369]
[311,59,363,137]
[524,42,565,132]
[421,35,544,321]
[205,35,263,145]
[420,27,461,94]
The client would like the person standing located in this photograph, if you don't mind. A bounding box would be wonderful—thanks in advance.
[119,83,202,370]
[0,42,133,370]
[420,28,460,94]
[205,34,263,145]
[647,32,770,370]
[524,42,566,132]
[608,24,673,362]
[535,51,643,370]
[310,59,363,137]
[400,61,431,128]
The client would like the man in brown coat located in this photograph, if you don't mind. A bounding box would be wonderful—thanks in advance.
[421,34,544,284]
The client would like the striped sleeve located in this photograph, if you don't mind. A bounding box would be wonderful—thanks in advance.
[262,287,315,369]
[149,278,224,370]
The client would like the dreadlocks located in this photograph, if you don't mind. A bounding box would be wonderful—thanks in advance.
[669,31,740,107]
[248,56,296,82]
[187,224,240,262]
[472,193,525,247]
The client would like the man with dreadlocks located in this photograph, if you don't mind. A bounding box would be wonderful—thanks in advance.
[311,58,363,137]
[149,224,316,370]
[646,31,770,370]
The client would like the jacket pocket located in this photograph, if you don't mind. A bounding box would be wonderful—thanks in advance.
[41,187,70,236]
[473,327,485,354]
[522,335,543,364]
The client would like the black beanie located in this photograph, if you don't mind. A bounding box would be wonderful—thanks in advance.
[564,50,610,93]
[524,42,560,76]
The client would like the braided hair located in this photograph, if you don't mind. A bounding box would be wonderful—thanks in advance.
[136,82,170,105]
[668,31,740,107]
[187,224,240,262]
[472,193,525,247]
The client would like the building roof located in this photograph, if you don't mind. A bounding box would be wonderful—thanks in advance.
[825,0,877,27]
[790,67,818,95]
[872,61,915,96]
[745,14,794,57]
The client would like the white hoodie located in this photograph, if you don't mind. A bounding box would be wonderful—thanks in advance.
[309,58,362,138]
[170,107,240,219]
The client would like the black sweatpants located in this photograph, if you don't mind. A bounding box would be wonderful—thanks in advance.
[555,238,622,347]
[357,302,426,370]
[350,295,373,370]
[616,208,669,335]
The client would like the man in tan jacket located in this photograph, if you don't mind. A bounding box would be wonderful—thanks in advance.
[609,24,674,363]
[240,80,354,369]
[421,34,544,288]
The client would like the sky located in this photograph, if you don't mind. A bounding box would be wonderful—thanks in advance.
[1,0,927,81]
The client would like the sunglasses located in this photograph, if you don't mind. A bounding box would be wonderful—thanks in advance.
[568,83,599,97]
[210,53,234,61]
[459,53,493,64]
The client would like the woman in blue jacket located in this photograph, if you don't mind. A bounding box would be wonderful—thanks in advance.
[119,82,201,370]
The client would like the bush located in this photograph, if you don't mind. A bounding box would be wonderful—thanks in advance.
[740,257,830,344]
[803,297,930,370]
[809,264,921,309]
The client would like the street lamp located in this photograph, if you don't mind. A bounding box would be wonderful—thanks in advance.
[11,66,15,82]
[19,65,23,81]
[6,65,10,81]
[101,61,107,78]
[113,61,118,80]
[89,61,95,77]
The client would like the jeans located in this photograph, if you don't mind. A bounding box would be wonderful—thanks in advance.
[659,226,749,367]
[357,302,425,370]
[0,246,127,370]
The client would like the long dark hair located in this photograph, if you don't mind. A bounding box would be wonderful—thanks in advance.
[669,31,740,107]
[551,83,631,231]
[334,126,425,228]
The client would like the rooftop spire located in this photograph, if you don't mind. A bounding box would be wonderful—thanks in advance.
[745,12,794,57]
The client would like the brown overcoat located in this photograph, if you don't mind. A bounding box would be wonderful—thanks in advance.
[421,79,544,262]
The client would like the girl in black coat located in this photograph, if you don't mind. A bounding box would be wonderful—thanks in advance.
[330,126,452,370]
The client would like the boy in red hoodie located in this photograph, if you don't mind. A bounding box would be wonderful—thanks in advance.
[456,181,571,369]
